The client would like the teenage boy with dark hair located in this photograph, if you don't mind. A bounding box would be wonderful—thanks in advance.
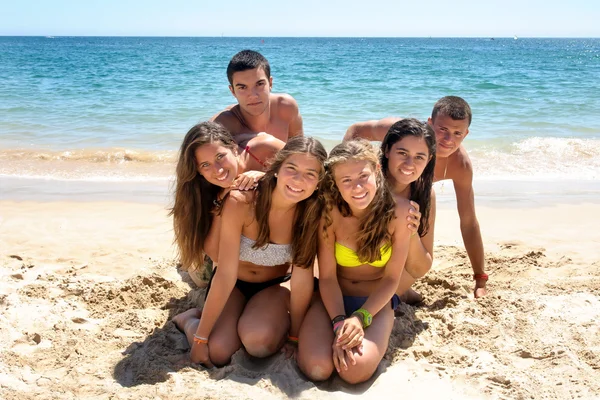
[212,50,303,144]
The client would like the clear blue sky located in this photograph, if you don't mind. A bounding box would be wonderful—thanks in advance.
[2,0,599,37]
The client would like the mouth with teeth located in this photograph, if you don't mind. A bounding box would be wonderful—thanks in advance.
[352,192,368,200]
[400,169,414,176]
[286,184,303,194]
[215,170,229,182]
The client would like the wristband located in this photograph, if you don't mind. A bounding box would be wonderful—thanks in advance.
[193,334,208,344]
[351,308,373,328]
[473,273,489,281]
[331,314,346,326]
[287,335,299,344]
[333,320,344,335]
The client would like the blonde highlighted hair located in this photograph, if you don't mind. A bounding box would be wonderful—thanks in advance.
[323,139,396,263]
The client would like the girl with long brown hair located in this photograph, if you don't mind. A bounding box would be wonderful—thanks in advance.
[381,118,437,304]
[173,136,326,367]
[297,139,411,384]
[170,121,284,286]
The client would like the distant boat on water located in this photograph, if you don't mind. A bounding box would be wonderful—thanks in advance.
[514,35,518,40]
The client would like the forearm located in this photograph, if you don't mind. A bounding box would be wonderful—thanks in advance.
[289,284,312,337]
[404,235,433,279]
[319,277,346,319]
[196,272,236,337]
[460,221,485,274]
[361,276,399,317]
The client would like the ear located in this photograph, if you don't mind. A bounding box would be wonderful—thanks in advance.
[229,85,235,96]
[384,146,390,159]
[268,76,273,90]
[463,127,470,138]
[427,117,433,126]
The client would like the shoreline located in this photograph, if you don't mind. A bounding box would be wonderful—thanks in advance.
[3,176,600,207]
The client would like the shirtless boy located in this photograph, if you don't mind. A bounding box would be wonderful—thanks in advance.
[344,96,488,298]
[212,50,303,144]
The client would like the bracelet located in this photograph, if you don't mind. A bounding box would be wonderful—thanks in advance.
[193,334,208,344]
[473,273,489,281]
[287,335,299,344]
[333,320,344,335]
[331,315,346,326]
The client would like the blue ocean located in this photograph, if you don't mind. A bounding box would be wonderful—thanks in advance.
[1,36,599,201]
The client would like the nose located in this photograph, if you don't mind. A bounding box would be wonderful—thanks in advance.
[404,157,414,167]
[213,162,224,174]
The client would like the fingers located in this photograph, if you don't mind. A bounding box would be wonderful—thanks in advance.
[337,348,348,371]
[345,348,356,366]
[343,333,363,350]
[232,176,258,191]
[410,200,420,211]
[332,346,341,373]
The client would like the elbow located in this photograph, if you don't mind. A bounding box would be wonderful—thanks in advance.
[343,126,358,142]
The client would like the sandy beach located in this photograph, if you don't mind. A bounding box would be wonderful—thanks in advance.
[1,195,599,400]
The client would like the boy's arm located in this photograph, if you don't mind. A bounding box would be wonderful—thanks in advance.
[343,117,400,142]
[453,161,487,298]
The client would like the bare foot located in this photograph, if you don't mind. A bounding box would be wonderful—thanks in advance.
[172,308,202,335]
[399,288,423,305]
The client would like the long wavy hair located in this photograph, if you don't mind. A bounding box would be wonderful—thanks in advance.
[169,121,237,272]
[253,136,327,268]
[323,139,396,264]
[380,118,436,237]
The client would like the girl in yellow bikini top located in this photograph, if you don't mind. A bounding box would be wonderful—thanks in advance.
[334,242,392,268]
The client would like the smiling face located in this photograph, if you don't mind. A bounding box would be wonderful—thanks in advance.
[333,159,378,212]
[229,67,273,117]
[274,153,321,203]
[428,114,469,158]
[194,142,239,188]
[385,136,431,187]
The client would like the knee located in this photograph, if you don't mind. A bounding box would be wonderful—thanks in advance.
[239,326,281,358]
[406,261,432,280]
[297,351,334,382]
[338,359,378,385]
[208,336,240,367]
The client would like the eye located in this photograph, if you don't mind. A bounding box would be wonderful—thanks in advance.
[306,172,317,179]
[216,153,225,160]
[257,81,265,86]
[199,163,209,169]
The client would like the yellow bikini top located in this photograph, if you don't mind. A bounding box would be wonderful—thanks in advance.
[334,242,392,268]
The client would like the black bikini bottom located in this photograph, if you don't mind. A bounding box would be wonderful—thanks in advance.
[205,267,291,301]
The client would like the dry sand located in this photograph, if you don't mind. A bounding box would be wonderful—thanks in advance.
[1,200,599,399]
